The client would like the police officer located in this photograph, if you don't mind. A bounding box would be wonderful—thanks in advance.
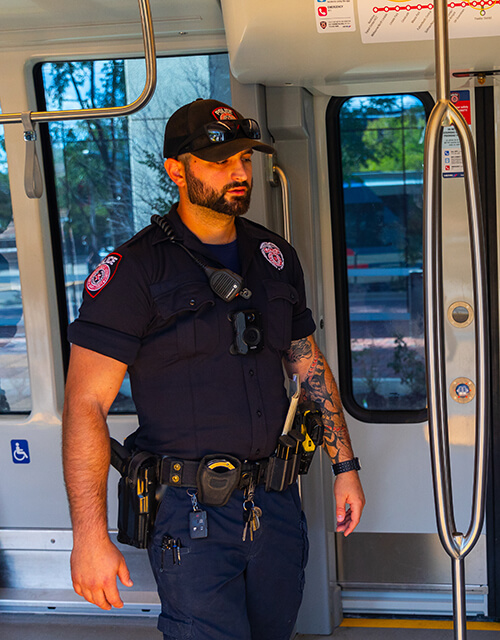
[62,99,365,640]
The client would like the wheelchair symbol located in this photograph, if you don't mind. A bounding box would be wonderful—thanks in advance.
[11,439,30,464]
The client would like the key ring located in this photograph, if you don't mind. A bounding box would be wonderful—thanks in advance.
[187,489,202,512]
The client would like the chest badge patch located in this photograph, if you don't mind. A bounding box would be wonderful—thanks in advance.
[260,242,284,271]
[85,253,122,298]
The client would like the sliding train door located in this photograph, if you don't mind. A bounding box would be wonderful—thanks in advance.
[324,82,493,617]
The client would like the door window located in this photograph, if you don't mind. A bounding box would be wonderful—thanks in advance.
[327,94,432,420]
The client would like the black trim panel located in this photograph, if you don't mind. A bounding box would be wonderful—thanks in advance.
[32,63,71,375]
[476,85,500,620]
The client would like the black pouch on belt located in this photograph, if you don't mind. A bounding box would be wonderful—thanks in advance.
[114,447,159,549]
[196,454,242,507]
[265,433,302,492]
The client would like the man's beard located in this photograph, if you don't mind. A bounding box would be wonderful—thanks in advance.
[185,167,252,217]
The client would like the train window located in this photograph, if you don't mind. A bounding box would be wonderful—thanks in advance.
[36,54,231,412]
[327,93,433,422]
[0,116,31,413]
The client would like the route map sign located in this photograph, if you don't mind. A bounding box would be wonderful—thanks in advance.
[358,0,500,43]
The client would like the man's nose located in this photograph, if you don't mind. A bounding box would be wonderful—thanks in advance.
[230,157,251,181]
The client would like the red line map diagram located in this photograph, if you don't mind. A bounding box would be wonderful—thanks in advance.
[373,0,500,15]
[359,0,500,43]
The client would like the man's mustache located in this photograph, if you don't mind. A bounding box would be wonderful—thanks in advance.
[223,181,252,194]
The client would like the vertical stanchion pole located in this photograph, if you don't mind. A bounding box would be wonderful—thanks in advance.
[452,555,467,639]
[424,1,489,639]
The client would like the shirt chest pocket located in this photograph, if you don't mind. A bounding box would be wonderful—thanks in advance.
[263,279,298,351]
[150,280,219,359]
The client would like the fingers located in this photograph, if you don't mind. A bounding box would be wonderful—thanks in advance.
[118,559,134,588]
[336,508,352,535]
[72,574,125,610]
[336,500,363,537]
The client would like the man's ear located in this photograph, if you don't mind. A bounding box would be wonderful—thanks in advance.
[164,158,186,188]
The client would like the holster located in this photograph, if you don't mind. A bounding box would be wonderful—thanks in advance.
[111,438,159,549]
[265,402,324,492]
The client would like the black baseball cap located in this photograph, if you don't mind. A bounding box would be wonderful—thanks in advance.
[163,99,275,162]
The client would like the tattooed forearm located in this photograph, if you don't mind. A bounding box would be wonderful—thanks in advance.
[284,337,312,364]
[300,344,354,464]
[284,336,355,464]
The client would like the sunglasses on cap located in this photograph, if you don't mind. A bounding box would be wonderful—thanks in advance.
[177,119,262,156]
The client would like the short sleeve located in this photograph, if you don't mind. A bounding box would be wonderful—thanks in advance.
[67,247,153,364]
[289,246,316,340]
[68,320,141,365]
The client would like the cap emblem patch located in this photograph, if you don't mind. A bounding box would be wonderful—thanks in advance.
[212,107,238,121]
[260,242,284,271]
[85,253,122,297]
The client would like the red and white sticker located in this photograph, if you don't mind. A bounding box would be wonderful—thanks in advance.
[260,242,284,271]
[212,107,238,121]
[85,253,122,298]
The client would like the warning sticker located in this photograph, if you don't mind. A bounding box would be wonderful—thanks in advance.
[357,0,500,44]
[442,90,470,179]
[315,0,357,32]
[450,89,471,125]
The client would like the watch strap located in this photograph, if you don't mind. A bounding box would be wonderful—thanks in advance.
[332,457,361,475]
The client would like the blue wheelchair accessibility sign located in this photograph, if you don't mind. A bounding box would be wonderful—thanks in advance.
[11,440,30,464]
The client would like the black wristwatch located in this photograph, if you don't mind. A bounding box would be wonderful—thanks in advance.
[332,457,361,475]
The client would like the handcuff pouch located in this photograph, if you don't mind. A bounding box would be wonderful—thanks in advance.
[196,454,241,507]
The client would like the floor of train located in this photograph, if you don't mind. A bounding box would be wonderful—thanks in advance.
[2,614,500,639]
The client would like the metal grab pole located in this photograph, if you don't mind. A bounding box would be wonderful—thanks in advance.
[274,165,292,244]
[423,0,490,638]
[268,157,292,244]
[0,0,157,125]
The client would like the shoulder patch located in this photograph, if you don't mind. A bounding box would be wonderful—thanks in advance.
[85,253,122,298]
[260,242,284,271]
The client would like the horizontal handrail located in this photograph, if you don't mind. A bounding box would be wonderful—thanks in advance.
[0,0,156,125]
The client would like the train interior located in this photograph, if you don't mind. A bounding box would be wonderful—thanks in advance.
[1,0,500,638]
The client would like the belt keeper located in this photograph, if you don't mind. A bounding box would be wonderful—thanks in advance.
[169,459,184,485]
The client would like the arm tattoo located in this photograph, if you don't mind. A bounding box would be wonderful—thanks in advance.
[284,337,312,364]
[300,344,354,464]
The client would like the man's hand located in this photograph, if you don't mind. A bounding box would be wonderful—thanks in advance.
[334,470,365,537]
[71,538,133,610]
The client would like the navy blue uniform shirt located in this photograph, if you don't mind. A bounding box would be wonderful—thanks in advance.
[68,205,316,461]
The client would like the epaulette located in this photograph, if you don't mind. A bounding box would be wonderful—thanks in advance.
[239,217,291,247]
[123,223,162,249]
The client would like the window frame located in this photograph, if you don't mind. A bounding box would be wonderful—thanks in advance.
[326,92,434,424]
[0,116,32,414]
[33,52,231,414]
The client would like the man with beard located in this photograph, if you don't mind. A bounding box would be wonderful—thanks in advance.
[62,99,365,640]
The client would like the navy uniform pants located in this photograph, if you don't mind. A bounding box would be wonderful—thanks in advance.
[148,483,309,640]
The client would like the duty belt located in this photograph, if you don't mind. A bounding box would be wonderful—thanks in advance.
[160,456,269,490]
